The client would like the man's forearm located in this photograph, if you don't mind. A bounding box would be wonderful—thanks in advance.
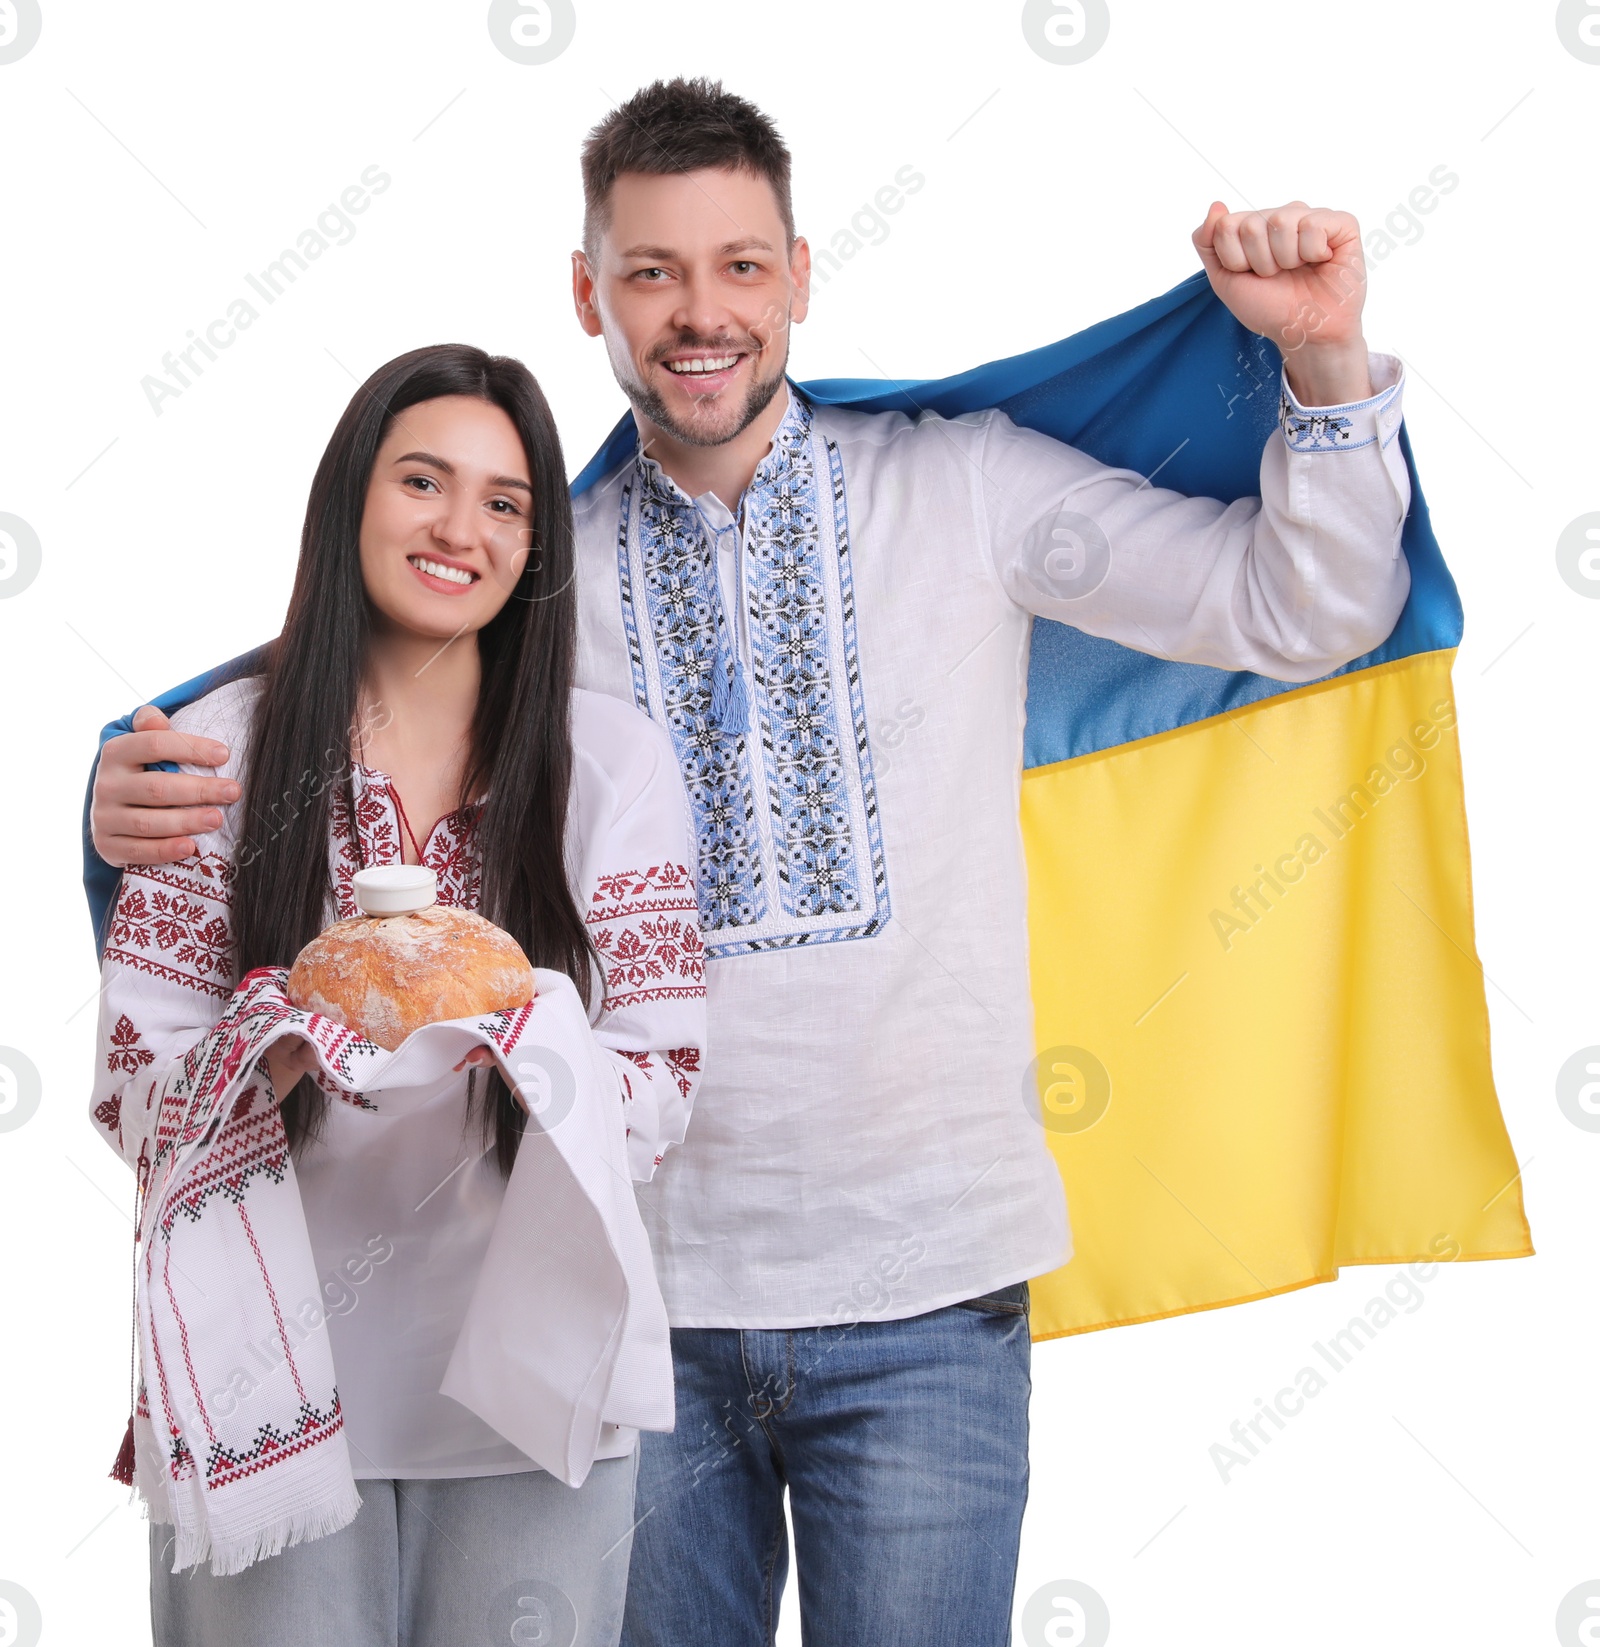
[1282,338,1374,407]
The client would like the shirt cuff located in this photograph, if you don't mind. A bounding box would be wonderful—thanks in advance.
[1277,351,1404,454]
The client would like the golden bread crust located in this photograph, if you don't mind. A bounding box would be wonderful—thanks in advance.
[286,904,536,1050]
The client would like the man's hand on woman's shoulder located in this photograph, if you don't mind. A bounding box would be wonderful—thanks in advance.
[91,704,240,868]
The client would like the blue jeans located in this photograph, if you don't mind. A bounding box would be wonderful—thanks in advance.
[149,1456,638,1647]
[620,1282,1031,1647]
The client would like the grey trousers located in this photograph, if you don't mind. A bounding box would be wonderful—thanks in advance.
[149,1454,638,1647]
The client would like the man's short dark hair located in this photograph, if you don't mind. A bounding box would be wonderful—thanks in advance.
[580,77,793,257]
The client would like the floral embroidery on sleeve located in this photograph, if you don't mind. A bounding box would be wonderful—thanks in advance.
[104,857,235,1000]
[662,1046,700,1101]
[587,863,705,1010]
[107,1015,156,1075]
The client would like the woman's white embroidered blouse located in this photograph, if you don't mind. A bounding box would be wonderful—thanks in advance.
[90,679,706,1485]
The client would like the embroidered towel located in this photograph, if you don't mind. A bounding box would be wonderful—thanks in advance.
[130,967,668,1575]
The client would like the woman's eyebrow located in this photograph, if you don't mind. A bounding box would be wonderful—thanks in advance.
[391,450,533,494]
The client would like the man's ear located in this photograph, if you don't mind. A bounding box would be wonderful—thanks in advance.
[789,236,812,326]
[572,250,604,337]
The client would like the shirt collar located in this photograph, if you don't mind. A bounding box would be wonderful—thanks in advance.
[633,380,811,521]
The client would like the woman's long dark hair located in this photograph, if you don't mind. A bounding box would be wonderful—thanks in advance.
[231,344,596,1175]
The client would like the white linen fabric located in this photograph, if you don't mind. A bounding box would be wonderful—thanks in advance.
[89,682,706,1572]
[571,358,1412,1329]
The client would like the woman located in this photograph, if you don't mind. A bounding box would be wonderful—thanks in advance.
[88,345,706,1646]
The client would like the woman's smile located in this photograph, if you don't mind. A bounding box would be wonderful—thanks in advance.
[407,552,481,593]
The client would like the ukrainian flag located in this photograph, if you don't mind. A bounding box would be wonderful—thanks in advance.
[803,270,1534,1338]
[86,272,1533,1341]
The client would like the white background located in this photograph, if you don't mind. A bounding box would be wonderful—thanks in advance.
[0,2,1594,1643]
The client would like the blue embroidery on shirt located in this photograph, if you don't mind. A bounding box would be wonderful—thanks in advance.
[1278,389,1357,451]
[618,476,767,935]
[616,394,890,955]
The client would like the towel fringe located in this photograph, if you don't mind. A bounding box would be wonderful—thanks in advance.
[170,1480,365,1577]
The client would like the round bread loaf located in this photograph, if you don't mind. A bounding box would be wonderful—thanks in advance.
[286,870,536,1050]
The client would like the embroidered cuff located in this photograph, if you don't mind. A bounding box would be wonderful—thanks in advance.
[1278,352,1404,453]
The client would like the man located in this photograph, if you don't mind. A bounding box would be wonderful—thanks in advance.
[89,78,1412,1647]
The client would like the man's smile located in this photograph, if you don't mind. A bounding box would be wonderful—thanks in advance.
[663,353,743,376]
[654,347,753,395]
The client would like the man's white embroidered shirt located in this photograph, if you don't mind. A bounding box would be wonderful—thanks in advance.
[571,358,1411,1329]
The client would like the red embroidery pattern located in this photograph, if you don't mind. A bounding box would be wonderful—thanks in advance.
[601,1047,700,1110]
[477,1002,536,1054]
[107,1014,156,1075]
[330,773,481,915]
[106,858,235,1000]
[663,1046,700,1101]
[152,974,299,1170]
[328,782,397,917]
[591,862,694,907]
[428,806,483,908]
[158,1100,291,1240]
[612,1048,652,1106]
[587,863,705,1010]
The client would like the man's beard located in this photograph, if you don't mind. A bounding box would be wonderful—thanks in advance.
[611,327,789,450]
